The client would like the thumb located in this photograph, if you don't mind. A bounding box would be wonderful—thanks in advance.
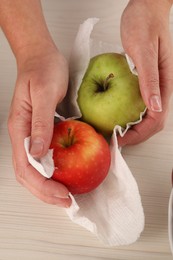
[130,48,162,113]
[30,95,56,158]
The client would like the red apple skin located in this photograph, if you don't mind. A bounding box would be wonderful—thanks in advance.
[50,120,111,194]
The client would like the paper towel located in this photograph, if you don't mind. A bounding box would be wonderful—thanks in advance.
[24,18,145,246]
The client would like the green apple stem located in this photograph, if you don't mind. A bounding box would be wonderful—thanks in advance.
[103,73,115,91]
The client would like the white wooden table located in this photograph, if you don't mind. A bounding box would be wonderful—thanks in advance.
[0,1,173,259]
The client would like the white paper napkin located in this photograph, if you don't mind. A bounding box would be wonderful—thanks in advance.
[24,136,54,178]
[24,18,145,246]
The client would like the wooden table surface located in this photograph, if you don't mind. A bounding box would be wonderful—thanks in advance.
[0,1,173,259]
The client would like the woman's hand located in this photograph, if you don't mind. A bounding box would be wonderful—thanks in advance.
[8,44,71,207]
[119,0,173,146]
[0,0,71,207]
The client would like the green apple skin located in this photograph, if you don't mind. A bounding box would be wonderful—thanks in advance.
[77,53,146,135]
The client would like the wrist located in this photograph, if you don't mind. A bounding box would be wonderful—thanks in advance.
[15,37,57,64]
[15,40,61,72]
[4,19,57,62]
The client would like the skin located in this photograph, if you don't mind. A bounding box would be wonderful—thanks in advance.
[118,0,173,146]
[0,0,172,207]
[0,0,71,207]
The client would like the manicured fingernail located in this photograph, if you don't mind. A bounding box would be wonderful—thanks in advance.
[30,138,44,156]
[150,95,162,112]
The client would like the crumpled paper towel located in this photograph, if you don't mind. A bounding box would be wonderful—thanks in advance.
[24,18,145,246]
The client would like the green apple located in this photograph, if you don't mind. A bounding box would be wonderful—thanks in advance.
[77,53,146,135]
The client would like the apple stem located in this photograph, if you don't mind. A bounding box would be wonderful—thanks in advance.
[67,127,72,146]
[103,73,115,90]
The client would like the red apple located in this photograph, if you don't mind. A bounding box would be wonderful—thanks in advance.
[50,120,111,194]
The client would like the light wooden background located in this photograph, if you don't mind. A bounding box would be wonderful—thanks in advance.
[0,1,173,259]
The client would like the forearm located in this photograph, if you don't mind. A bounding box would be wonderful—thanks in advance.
[129,0,173,12]
[0,0,56,60]
[126,0,173,27]
[128,0,173,7]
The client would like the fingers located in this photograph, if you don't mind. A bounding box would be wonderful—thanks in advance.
[29,86,57,158]
[15,160,71,207]
[118,45,162,146]
[13,151,71,207]
[119,1,173,146]
[118,53,173,147]
[7,48,70,206]
[28,54,69,159]
[121,9,162,112]
[117,109,168,147]
[8,103,71,207]
[128,42,162,113]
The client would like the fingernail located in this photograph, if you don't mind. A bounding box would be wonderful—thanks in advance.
[150,95,162,112]
[54,193,70,199]
[30,138,44,157]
